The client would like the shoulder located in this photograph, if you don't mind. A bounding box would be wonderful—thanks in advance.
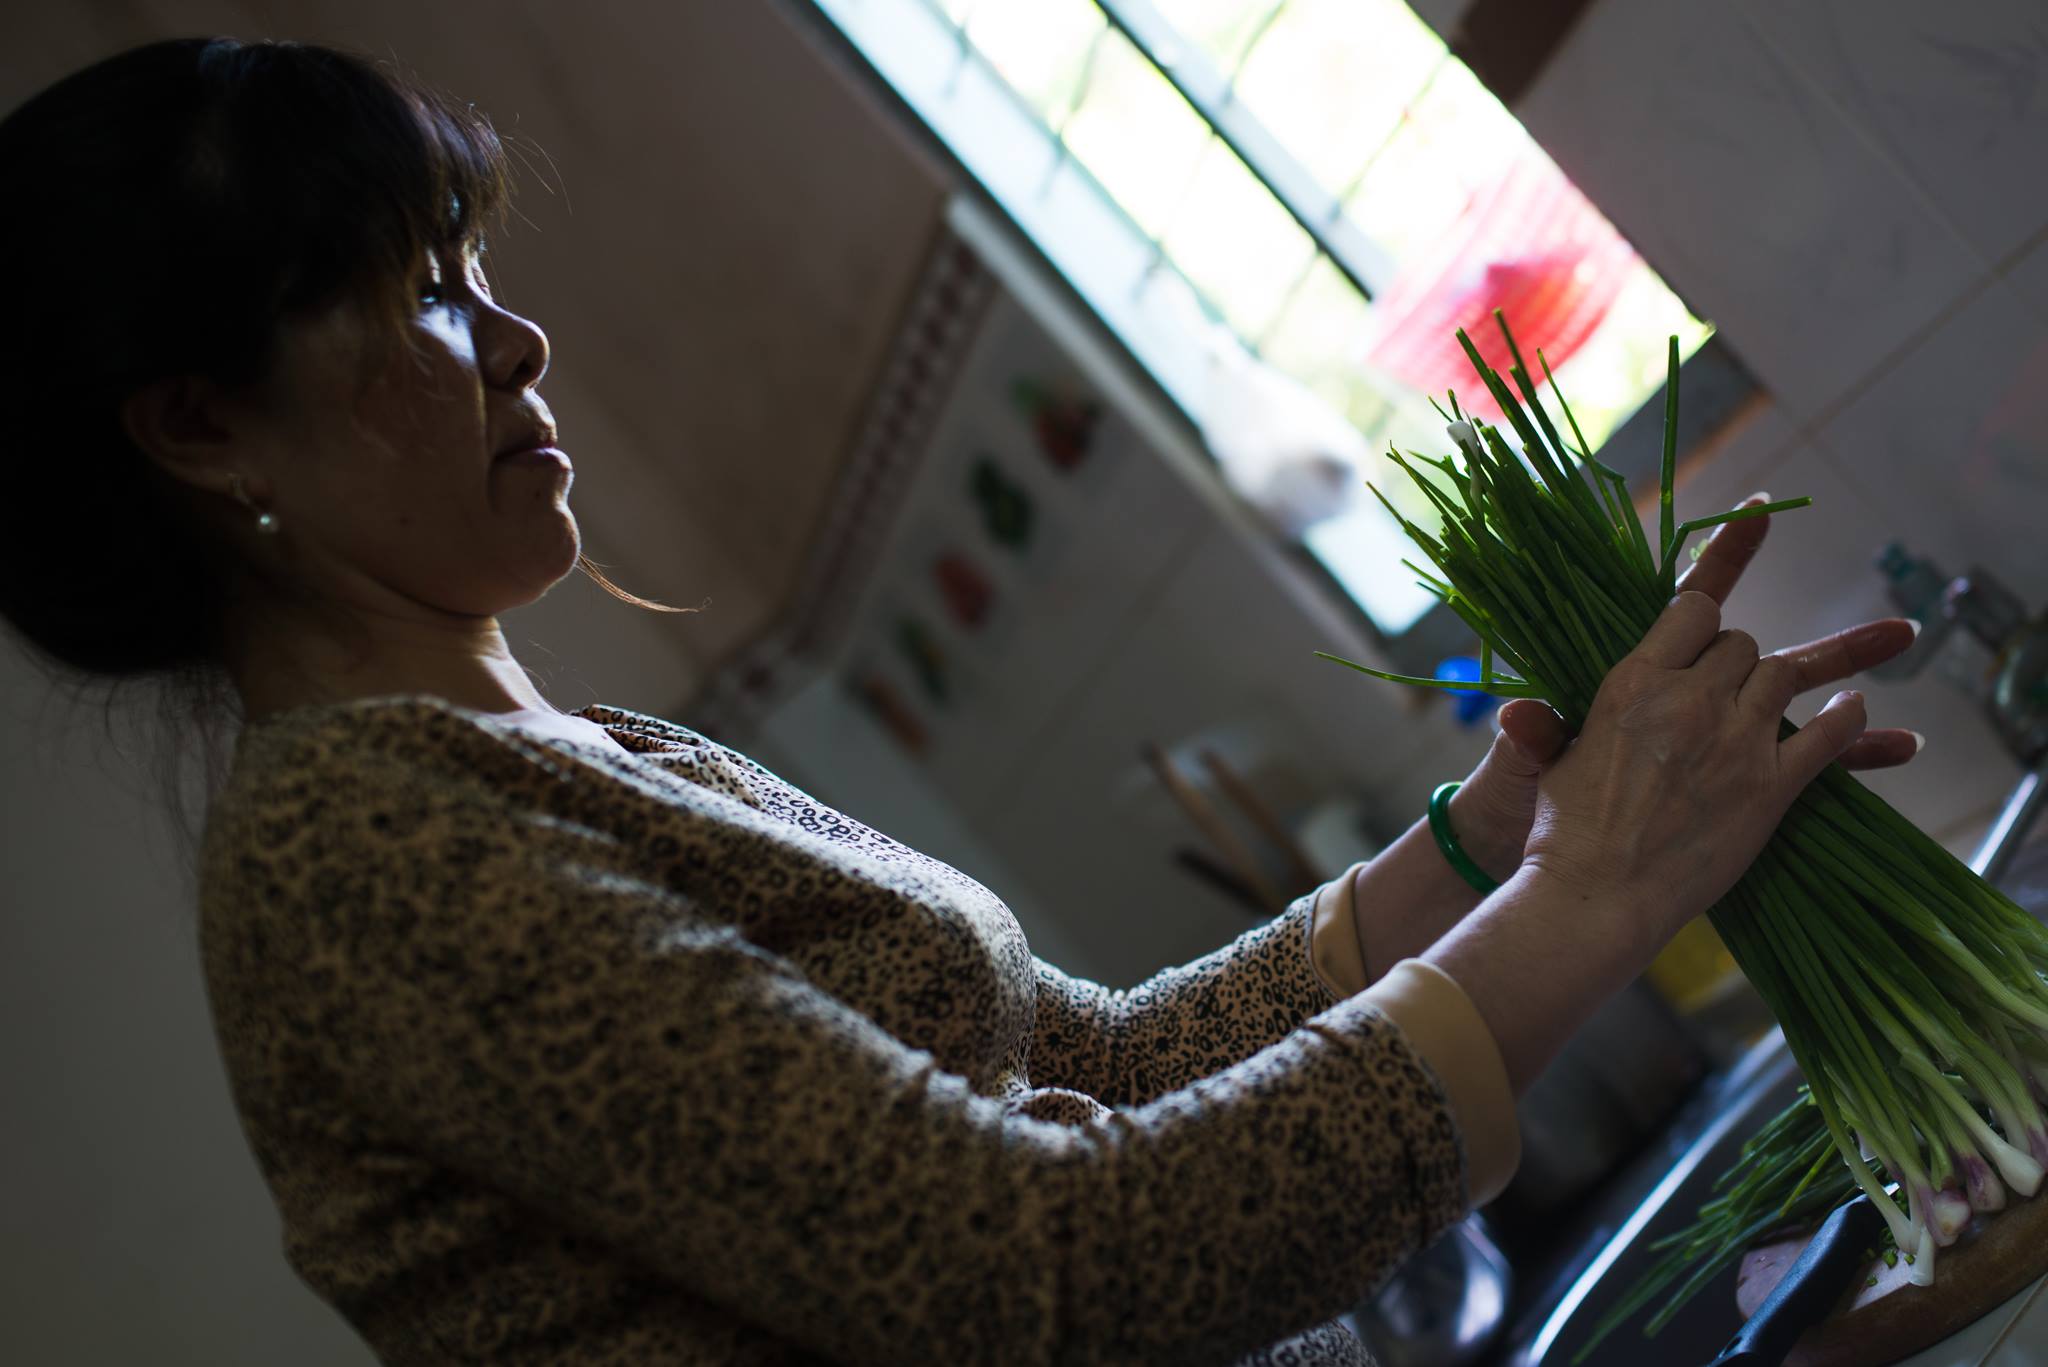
[229,693,524,781]
[199,698,644,987]
[201,698,553,915]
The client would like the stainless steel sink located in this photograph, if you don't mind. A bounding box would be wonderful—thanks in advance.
[1501,1029,1802,1366]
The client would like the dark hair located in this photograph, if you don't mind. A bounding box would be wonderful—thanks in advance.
[0,37,691,885]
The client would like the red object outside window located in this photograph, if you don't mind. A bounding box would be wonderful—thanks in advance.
[1361,149,1639,426]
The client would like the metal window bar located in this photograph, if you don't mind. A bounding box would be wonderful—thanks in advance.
[1092,0,1397,302]
[898,0,1237,336]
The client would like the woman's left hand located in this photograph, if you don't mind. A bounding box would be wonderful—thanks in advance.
[1448,493,1925,885]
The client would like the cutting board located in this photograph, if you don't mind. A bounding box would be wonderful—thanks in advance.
[1732,1188,2048,1366]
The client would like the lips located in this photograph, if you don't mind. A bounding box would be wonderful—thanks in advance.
[493,446,573,488]
[500,446,570,470]
[494,423,559,460]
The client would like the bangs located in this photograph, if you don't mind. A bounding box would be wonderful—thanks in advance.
[189,40,518,366]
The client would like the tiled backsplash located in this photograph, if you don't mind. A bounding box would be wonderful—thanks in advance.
[1731,1,2048,270]
[1675,420,2020,852]
[1516,0,1987,425]
[2012,235,2048,320]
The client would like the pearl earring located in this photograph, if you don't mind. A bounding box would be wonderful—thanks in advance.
[227,472,280,535]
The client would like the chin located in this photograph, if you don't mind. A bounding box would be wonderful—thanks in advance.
[511,519,583,601]
[542,530,583,589]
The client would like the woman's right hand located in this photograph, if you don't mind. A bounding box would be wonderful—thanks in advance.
[1520,589,1870,960]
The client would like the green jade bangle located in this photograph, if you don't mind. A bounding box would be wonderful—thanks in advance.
[1427,781,1502,895]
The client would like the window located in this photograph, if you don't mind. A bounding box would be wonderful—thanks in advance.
[808,0,1714,635]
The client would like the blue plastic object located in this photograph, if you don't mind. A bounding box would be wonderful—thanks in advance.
[1435,656,1496,726]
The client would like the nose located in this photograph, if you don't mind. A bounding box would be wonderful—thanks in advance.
[481,297,550,393]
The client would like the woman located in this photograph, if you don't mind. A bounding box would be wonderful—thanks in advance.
[0,36,1925,1367]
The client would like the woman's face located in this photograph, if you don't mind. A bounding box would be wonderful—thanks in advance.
[236,237,578,622]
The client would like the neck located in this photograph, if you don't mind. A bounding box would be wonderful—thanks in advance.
[226,598,557,724]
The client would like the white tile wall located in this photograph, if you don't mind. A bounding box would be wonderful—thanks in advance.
[1676,443,1894,644]
[1811,280,2048,594]
[747,671,1098,975]
[1732,0,2048,270]
[839,292,1220,832]
[1671,396,1800,518]
[944,412,1216,819]
[1675,435,2018,843]
[2010,232,2048,320]
[977,519,1485,985]
[1371,720,1495,850]
[499,546,710,718]
[1518,0,1987,426]
[982,734,1269,988]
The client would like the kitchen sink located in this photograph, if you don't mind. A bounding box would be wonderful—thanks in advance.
[1499,1028,1802,1366]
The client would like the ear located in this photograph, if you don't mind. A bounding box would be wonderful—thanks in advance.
[120,373,246,498]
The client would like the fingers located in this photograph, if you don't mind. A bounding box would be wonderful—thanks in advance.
[1696,627,1761,691]
[1780,689,1869,789]
[1674,492,1771,605]
[1735,645,1798,716]
[1496,698,1571,768]
[1837,727,1924,770]
[1770,619,1918,695]
[1635,590,1723,670]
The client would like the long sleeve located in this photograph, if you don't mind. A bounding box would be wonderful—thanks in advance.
[207,747,1475,1367]
[1033,864,1520,1210]
[1029,887,1342,1108]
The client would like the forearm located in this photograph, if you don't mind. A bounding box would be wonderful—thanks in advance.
[1420,865,1646,1096]
[1349,784,1525,980]
[1032,893,1337,1106]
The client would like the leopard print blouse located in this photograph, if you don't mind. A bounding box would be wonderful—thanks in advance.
[196,696,1472,1365]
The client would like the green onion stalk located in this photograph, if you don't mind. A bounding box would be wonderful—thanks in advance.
[1584,1089,1874,1352]
[1317,314,2048,1308]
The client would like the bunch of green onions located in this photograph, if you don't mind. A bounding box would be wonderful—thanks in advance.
[1317,314,2048,1304]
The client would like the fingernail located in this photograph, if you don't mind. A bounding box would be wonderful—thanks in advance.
[1906,618,1923,640]
[1909,730,1926,754]
[1748,490,1771,504]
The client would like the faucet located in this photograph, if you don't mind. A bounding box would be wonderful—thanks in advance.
[1873,545,2048,887]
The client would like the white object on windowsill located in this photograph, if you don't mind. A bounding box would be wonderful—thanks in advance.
[1190,323,1368,541]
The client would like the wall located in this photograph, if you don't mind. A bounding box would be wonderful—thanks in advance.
[1,658,376,1365]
